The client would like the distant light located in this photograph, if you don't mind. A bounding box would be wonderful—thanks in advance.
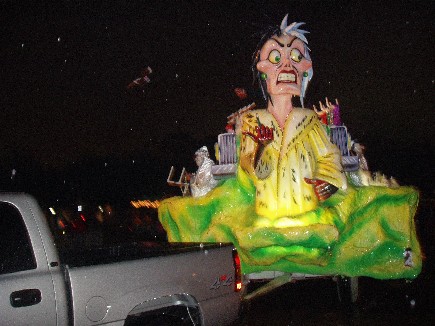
[57,37,61,42]
[98,205,103,212]
[49,207,56,215]
[130,199,160,209]
[78,205,82,212]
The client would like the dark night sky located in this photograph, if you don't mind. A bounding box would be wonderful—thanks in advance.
[1,1,434,197]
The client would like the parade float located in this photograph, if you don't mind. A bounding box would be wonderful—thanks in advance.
[158,15,422,288]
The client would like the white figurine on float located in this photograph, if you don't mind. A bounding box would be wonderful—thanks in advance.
[190,146,218,197]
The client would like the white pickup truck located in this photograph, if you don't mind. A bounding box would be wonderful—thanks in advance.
[0,192,242,326]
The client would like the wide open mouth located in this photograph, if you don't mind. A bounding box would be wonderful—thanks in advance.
[277,70,297,84]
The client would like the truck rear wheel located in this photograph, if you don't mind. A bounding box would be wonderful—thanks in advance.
[124,305,201,326]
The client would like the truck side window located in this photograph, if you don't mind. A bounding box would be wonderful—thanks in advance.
[0,202,37,274]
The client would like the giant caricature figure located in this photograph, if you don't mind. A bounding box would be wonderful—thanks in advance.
[158,15,422,280]
[241,17,345,224]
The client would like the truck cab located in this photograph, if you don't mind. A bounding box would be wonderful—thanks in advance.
[0,194,69,325]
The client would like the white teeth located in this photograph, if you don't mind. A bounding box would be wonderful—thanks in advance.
[278,73,296,82]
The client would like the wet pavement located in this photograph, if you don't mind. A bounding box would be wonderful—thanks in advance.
[236,272,434,325]
[234,199,435,325]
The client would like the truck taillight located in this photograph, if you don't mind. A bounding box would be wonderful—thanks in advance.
[232,249,242,292]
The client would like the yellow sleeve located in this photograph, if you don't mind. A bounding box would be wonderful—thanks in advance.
[309,120,347,189]
[238,112,259,178]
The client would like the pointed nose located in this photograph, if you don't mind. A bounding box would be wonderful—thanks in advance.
[283,51,293,67]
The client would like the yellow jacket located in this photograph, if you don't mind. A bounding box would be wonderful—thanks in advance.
[239,108,347,219]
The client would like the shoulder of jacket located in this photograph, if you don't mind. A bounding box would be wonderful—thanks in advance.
[240,108,269,124]
[292,107,316,118]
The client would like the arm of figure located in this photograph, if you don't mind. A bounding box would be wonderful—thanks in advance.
[192,167,206,187]
[239,130,257,177]
[239,115,261,177]
[305,119,347,200]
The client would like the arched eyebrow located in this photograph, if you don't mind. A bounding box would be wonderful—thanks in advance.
[271,37,298,48]
[271,38,285,47]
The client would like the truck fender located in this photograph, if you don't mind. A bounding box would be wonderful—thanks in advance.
[123,293,202,326]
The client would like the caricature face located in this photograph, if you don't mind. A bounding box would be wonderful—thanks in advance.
[257,34,312,97]
[195,153,205,167]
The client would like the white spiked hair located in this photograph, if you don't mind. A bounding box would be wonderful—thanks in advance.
[280,14,309,44]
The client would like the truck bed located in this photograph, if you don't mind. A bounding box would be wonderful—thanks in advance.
[64,242,240,325]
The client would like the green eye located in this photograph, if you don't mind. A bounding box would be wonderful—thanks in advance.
[290,48,303,63]
[268,49,281,64]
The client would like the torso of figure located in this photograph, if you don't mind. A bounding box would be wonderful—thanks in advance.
[239,107,346,219]
[190,157,218,197]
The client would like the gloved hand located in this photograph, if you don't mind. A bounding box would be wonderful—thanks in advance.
[304,178,338,201]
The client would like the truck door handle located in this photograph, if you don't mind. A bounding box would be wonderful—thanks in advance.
[10,289,42,307]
